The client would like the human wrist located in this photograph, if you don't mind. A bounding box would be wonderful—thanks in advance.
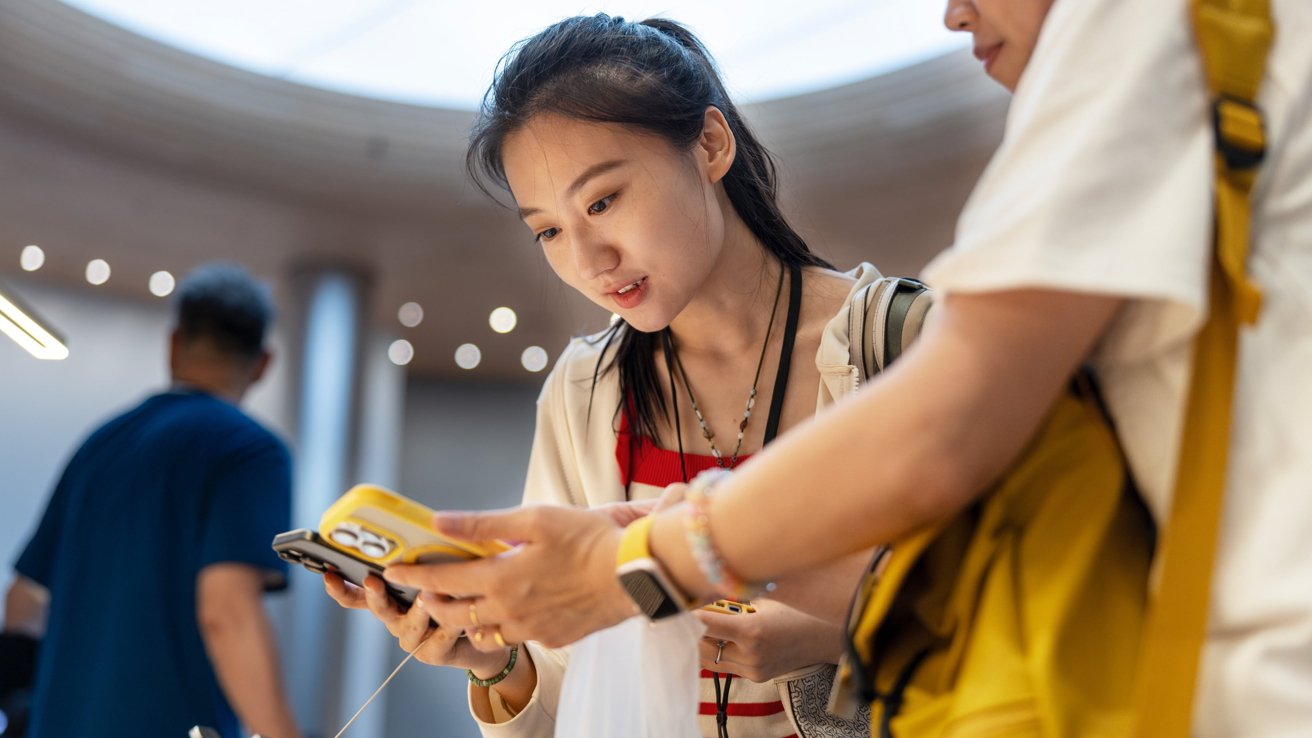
[664,470,773,603]
[467,644,519,687]
[467,647,514,682]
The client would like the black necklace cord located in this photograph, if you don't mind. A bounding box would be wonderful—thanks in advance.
[661,329,690,483]
[762,264,803,445]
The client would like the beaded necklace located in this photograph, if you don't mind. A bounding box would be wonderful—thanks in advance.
[669,265,787,470]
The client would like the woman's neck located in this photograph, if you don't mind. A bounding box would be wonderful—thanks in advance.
[667,216,787,358]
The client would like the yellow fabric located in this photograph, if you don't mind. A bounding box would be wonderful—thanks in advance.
[839,385,1154,737]
[1130,1,1271,735]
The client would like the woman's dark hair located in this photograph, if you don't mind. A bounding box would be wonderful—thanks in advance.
[467,14,831,443]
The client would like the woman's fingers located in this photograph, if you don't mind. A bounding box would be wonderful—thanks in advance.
[323,572,367,609]
[361,574,403,621]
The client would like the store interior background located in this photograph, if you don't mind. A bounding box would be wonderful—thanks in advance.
[0,1,1008,736]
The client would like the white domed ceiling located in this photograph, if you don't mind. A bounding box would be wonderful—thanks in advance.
[63,0,967,109]
[1,0,1005,381]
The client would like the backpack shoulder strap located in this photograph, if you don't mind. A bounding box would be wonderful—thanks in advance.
[848,277,934,380]
[1132,1,1272,735]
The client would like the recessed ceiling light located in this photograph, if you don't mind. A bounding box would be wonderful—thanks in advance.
[86,259,111,285]
[149,270,175,297]
[454,343,481,370]
[398,301,423,328]
[388,339,414,366]
[489,307,517,334]
[20,245,45,272]
[521,346,549,373]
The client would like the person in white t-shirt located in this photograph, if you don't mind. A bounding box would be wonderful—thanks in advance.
[384,1,1312,734]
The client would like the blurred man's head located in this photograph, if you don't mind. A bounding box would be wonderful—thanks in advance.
[169,264,274,403]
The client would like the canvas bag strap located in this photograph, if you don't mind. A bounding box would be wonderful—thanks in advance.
[1132,1,1272,735]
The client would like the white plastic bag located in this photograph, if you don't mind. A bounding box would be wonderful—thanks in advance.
[555,613,703,737]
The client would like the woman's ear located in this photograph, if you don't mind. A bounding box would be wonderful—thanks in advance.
[699,106,737,184]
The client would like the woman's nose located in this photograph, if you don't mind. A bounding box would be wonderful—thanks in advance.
[573,229,620,281]
[943,0,977,32]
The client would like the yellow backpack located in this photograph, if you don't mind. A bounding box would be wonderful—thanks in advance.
[832,0,1272,734]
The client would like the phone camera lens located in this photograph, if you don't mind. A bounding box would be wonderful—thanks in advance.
[331,527,360,547]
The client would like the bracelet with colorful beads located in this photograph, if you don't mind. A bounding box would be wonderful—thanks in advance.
[683,468,773,601]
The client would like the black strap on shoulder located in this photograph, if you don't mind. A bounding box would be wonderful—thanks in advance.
[763,264,803,444]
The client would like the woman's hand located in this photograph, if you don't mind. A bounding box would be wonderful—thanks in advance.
[696,599,845,682]
[594,482,688,527]
[322,573,510,677]
[384,505,638,649]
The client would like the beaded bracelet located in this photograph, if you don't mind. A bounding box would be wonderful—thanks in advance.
[683,469,773,601]
[467,644,519,688]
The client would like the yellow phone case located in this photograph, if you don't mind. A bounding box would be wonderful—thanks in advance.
[703,599,756,615]
[319,484,509,566]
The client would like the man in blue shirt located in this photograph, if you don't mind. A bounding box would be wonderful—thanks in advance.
[3,264,301,738]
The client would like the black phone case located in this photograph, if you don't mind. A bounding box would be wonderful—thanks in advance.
[272,528,419,607]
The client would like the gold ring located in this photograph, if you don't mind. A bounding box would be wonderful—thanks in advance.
[493,628,507,648]
[714,640,726,665]
[469,602,480,626]
[473,629,485,644]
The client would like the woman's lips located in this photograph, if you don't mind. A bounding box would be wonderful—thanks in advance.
[975,43,1002,73]
[610,277,648,310]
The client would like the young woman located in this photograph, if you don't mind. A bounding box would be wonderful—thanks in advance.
[327,14,892,737]
[389,0,1312,734]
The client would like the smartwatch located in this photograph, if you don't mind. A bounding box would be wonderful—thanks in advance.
[616,516,691,620]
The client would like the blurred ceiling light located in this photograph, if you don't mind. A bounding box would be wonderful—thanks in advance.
[86,259,111,285]
[0,286,69,360]
[454,343,481,370]
[398,301,424,328]
[521,346,548,373]
[149,270,176,297]
[489,307,517,334]
[388,338,414,366]
[20,245,45,272]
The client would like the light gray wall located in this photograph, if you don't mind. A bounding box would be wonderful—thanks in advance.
[382,378,539,738]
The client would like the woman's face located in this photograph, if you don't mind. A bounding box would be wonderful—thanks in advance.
[943,0,1056,91]
[501,113,731,333]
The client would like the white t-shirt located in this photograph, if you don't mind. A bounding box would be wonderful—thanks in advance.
[922,0,1312,734]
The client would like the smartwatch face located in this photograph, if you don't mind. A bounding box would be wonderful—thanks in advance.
[619,568,684,620]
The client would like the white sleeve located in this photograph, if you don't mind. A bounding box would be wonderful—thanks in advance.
[470,642,571,737]
[922,0,1212,365]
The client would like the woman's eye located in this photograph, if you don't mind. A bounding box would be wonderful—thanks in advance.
[535,227,560,243]
[588,194,616,215]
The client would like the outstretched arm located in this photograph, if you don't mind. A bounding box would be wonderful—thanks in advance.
[652,288,1121,589]
[197,564,302,738]
[388,289,1120,649]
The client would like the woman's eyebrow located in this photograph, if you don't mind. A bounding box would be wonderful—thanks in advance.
[517,159,627,219]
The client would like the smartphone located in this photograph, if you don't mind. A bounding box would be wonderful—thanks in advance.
[272,528,419,607]
[703,599,756,615]
[318,484,509,566]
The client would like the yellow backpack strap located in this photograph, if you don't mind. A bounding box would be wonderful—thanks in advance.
[1132,1,1272,735]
